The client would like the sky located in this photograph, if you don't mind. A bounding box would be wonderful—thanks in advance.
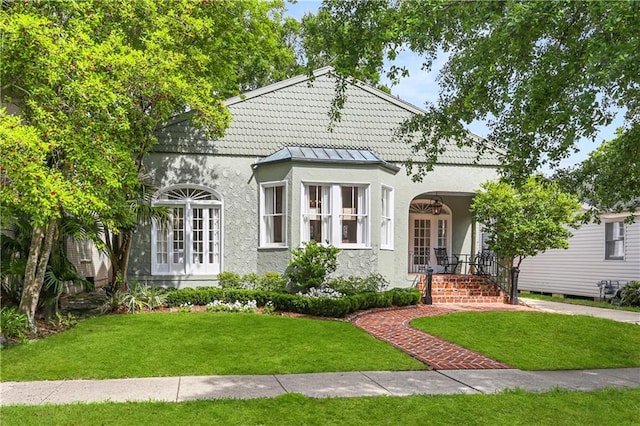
[284,0,624,171]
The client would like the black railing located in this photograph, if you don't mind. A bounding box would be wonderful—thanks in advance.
[408,250,515,302]
[408,250,500,276]
[407,251,430,274]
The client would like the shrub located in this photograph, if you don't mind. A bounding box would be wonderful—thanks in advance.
[390,288,422,306]
[0,306,30,343]
[218,272,243,289]
[327,273,389,295]
[163,287,421,318]
[618,281,640,307]
[258,272,287,292]
[48,312,78,331]
[286,241,340,291]
[121,283,167,313]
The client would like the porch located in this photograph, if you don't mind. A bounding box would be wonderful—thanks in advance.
[417,274,510,304]
[411,251,511,304]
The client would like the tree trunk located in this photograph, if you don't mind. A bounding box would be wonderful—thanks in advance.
[18,219,59,331]
[108,228,133,292]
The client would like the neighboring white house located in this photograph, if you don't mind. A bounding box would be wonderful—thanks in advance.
[519,211,640,298]
[119,67,502,289]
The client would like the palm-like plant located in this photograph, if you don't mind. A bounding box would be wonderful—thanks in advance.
[103,177,169,292]
[1,213,93,318]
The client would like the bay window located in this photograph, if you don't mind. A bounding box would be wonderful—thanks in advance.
[381,186,394,249]
[302,183,369,247]
[260,182,287,247]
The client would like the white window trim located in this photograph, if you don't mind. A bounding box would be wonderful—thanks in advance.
[259,181,288,248]
[604,221,625,261]
[151,185,223,276]
[301,182,370,249]
[380,185,394,250]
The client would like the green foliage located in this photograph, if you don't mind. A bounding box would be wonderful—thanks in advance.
[616,281,640,307]
[390,288,422,307]
[303,1,639,216]
[286,241,341,291]
[0,307,30,343]
[326,273,389,295]
[165,287,420,318]
[471,176,582,267]
[258,272,288,293]
[218,272,243,289]
[556,130,640,221]
[412,311,640,370]
[0,314,424,380]
[48,312,78,332]
[3,389,640,426]
[218,271,287,292]
[1,0,300,320]
[120,283,167,313]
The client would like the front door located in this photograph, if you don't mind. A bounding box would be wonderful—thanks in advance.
[409,213,451,273]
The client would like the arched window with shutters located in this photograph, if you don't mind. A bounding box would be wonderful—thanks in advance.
[151,186,222,275]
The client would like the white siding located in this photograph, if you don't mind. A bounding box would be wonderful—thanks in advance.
[519,218,640,297]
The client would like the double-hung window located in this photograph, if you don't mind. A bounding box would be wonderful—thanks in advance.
[152,186,222,275]
[302,183,369,247]
[381,186,394,249]
[260,182,287,247]
[605,221,625,260]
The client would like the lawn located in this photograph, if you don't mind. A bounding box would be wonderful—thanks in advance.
[520,292,640,312]
[2,388,639,425]
[411,311,640,370]
[0,312,425,381]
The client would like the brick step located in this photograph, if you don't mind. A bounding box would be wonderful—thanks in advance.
[418,274,509,304]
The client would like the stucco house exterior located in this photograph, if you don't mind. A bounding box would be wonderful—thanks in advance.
[519,211,640,299]
[127,67,502,289]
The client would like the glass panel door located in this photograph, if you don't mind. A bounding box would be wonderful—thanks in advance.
[410,215,430,272]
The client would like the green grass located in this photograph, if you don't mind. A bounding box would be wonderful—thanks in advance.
[2,388,639,425]
[1,312,425,381]
[520,292,640,312]
[411,311,640,370]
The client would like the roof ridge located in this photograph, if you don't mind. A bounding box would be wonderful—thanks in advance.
[225,67,334,106]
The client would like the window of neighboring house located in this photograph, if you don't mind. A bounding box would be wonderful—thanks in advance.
[605,221,625,260]
[302,183,369,247]
[260,182,287,247]
[381,185,394,249]
[151,186,222,275]
[79,239,92,262]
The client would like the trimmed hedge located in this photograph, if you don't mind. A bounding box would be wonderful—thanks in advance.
[165,287,421,318]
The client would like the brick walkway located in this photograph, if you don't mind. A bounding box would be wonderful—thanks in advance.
[352,304,532,370]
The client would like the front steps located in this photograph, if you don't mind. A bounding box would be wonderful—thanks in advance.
[418,274,509,304]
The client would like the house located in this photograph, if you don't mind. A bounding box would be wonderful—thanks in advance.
[519,211,640,299]
[127,67,502,289]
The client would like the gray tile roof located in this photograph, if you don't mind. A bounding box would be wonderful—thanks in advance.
[254,146,401,173]
[156,67,501,166]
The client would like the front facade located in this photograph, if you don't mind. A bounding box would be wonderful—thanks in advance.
[519,212,640,298]
[129,68,501,289]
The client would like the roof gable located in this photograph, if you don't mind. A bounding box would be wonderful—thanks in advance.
[157,68,500,166]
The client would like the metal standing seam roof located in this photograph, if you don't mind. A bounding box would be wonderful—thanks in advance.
[253,146,401,173]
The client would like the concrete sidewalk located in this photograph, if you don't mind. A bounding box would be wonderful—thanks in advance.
[2,368,639,405]
[520,298,640,324]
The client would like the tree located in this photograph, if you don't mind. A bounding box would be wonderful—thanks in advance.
[1,0,299,327]
[555,128,640,221]
[302,0,639,214]
[470,176,582,302]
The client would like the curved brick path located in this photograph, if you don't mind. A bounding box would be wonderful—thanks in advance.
[352,304,532,370]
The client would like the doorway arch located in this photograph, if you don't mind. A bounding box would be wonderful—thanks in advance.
[408,199,452,273]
